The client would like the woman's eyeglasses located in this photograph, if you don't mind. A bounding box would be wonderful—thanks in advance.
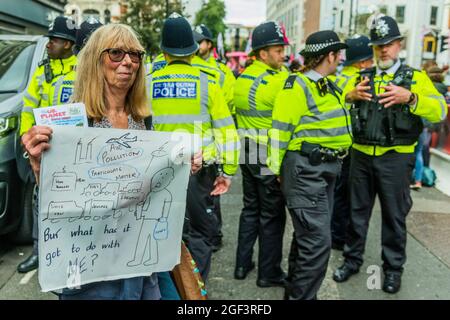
[103,48,144,63]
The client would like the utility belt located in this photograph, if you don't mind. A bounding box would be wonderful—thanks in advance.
[299,142,348,166]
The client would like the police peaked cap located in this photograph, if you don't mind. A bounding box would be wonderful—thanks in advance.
[369,16,404,46]
[160,13,199,56]
[47,16,77,42]
[193,24,214,43]
[251,21,289,52]
[73,17,103,54]
[344,35,373,66]
[300,30,348,58]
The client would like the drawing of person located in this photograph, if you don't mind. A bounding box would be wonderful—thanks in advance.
[127,167,174,267]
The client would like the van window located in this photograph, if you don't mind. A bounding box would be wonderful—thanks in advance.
[0,40,36,93]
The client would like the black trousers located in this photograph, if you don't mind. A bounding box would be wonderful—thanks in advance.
[281,151,340,300]
[331,152,351,246]
[211,166,223,247]
[343,149,414,275]
[184,166,218,282]
[235,146,286,280]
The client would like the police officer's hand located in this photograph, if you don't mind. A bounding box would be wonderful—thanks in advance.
[190,150,202,175]
[345,77,372,103]
[378,84,415,108]
[211,176,232,196]
[21,125,53,182]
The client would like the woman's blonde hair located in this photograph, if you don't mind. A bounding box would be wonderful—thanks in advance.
[72,24,150,121]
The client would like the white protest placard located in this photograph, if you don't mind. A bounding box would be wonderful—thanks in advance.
[38,126,199,292]
[33,103,88,127]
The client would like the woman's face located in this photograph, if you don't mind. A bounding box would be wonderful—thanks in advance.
[102,46,141,91]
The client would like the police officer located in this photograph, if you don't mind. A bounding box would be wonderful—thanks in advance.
[333,16,447,293]
[47,18,103,107]
[148,13,240,281]
[233,21,289,287]
[193,24,236,114]
[17,15,77,273]
[328,35,373,251]
[193,24,237,252]
[268,30,352,299]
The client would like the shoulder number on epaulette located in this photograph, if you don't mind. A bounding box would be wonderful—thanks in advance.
[284,75,297,89]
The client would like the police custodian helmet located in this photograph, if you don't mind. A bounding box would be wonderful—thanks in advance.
[344,35,373,66]
[73,17,103,54]
[251,21,289,53]
[369,15,404,46]
[193,24,214,43]
[160,13,199,56]
[47,16,77,42]
[300,30,348,58]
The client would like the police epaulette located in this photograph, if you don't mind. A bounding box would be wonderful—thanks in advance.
[38,58,49,67]
[266,69,276,76]
[327,79,343,96]
[200,69,217,79]
[284,75,297,89]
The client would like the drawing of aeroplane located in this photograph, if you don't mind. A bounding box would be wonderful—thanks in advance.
[106,133,137,148]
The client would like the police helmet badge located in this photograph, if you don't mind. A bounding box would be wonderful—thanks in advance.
[374,19,390,38]
[169,12,182,19]
[273,22,283,38]
[195,25,203,34]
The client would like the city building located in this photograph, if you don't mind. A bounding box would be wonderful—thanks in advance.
[267,0,448,68]
[0,0,66,34]
[64,0,123,25]
[225,23,255,52]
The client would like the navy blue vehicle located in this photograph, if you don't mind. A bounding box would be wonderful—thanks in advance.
[0,35,48,243]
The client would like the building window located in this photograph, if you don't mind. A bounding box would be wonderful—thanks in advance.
[340,10,344,28]
[83,9,100,22]
[430,6,438,25]
[379,6,388,15]
[396,6,405,23]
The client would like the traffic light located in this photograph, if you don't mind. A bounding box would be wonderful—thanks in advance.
[440,35,449,52]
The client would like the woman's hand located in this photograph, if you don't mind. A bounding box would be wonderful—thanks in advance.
[190,150,203,175]
[21,125,53,182]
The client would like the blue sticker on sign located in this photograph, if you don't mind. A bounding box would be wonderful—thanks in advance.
[60,87,73,103]
[152,82,197,99]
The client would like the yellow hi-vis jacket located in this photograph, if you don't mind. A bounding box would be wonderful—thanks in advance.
[345,65,447,156]
[149,54,235,114]
[329,65,360,91]
[267,72,353,175]
[206,55,236,115]
[234,59,289,145]
[148,61,240,176]
[20,55,77,135]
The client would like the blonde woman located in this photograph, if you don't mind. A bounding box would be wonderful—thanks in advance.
[22,24,201,300]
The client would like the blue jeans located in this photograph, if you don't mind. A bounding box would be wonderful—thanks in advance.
[414,131,428,182]
[157,272,180,300]
[58,275,161,300]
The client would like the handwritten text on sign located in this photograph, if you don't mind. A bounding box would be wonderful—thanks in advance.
[38,126,199,292]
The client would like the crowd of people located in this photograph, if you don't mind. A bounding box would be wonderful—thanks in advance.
[17,11,448,300]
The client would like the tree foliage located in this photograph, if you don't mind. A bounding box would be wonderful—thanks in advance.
[194,0,226,39]
[121,0,184,55]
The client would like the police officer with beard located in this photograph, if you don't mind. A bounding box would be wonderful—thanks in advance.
[333,16,447,294]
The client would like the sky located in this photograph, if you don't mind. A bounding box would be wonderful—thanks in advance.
[224,0,266,26]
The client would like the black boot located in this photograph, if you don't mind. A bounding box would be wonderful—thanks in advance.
[17,253,39,273]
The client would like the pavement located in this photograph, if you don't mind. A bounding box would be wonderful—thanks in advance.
[1,170,449,300]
